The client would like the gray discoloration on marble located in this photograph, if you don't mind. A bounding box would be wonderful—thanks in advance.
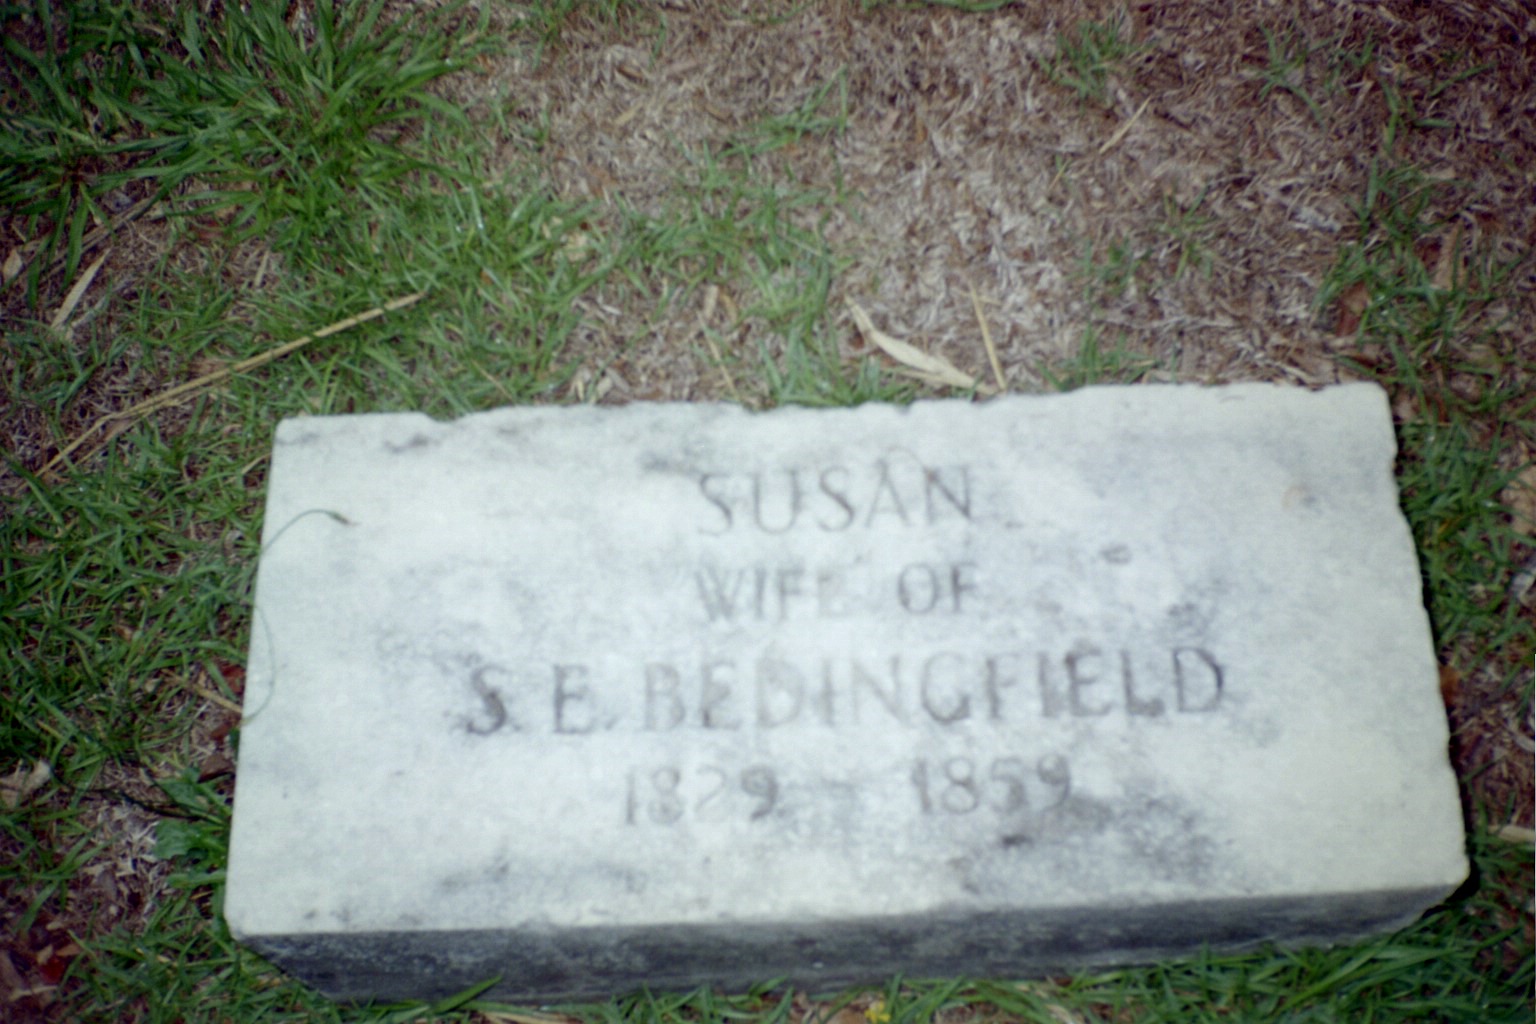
[226,384,1466,1003]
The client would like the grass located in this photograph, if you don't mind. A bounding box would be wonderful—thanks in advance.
[1071,192,1213,308]
[1152,189,1215,282]
[1319,156,1536,702]
[1076,235,1146,303]
[722,70,849,160]
[1255,23,1330,126]
[1038,324,1161,391]
[1,1,1531,1021]
[1045,12,1144,107]
[599,81,879,407]
[0,0,487,301]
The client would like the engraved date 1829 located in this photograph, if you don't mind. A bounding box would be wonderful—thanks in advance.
[624,765,779,825]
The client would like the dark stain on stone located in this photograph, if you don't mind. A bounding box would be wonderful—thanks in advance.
[385,433,435,453]
[1100,543,1133,564]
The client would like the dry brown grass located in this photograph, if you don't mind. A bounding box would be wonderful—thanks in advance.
[459,0,1532,399]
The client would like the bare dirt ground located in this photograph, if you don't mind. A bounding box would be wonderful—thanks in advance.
[490,0,1534,398]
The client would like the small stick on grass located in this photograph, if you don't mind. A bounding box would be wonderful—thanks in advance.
[49,252,109,331]
[40,290,427,481]
[699,284,743,404]
[969,281,1007,393]
[1047,95,1153,192]
[1097,95,1152,155]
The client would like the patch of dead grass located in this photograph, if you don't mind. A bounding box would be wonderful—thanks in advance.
[462,0,1528,404]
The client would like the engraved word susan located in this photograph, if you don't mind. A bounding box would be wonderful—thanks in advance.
[697,458,973,534]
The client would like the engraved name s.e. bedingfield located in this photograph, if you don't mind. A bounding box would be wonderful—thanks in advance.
[225,386,1466,1004]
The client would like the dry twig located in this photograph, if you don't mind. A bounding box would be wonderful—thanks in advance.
[49,252,109,331]
[1098,96,1153,155]
[968,281,1007,392]
[698,284,743,403]
[847,300,993,394]
[39,291,427,481]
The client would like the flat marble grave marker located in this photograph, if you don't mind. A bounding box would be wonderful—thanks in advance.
[225,383,1467,1003]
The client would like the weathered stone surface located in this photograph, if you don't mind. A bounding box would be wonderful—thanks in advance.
[225,384,1466,1003]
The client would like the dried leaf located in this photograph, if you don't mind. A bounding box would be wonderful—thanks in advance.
[209,712,240,743]
[1438,663,1460,704]
[568,364,617,404]
[217,660,246,691]
[1493,823,1535,845]
[613,100,644,127]
[969,281,1007,392]
[847,301,983,392]
[482,1013,583,1024]
[0,950,36,1000]
[1499,463,1536,537]
[2,247,23,285]
[1098,95,1152,155]
[198,753,234,781]
[802,1006,867,1024]
[1509,555,1536,610]
[1334,281,1369,337]
[1432,225,1462,290]
[39,958,66,985]
[999,984,1089,1024]
[1508,712,1535,754]
[49,252,108,331]
[1,760,53,809]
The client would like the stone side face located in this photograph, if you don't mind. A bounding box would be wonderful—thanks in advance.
[243,891,1445,1003]
[225,385,1467,1003]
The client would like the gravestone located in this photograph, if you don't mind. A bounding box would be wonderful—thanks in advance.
[224,383,1466,1004]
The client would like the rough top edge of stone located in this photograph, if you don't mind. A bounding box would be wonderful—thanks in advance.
[268,381,1393,436]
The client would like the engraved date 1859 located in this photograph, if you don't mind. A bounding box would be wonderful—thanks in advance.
[911,754,1071,815]
[625,765,779,825]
